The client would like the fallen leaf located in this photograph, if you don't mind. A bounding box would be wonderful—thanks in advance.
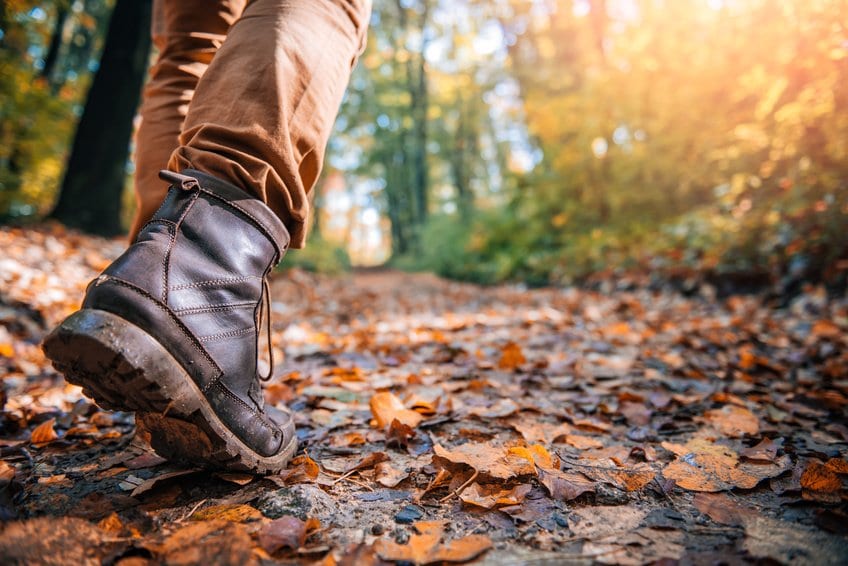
[739,437,780,463]
[663,448,761,492]
[497,342,526,370]
[191,504,262,523]
[458,483,532,509]
[562,434,605,450]
[538,467,594,501]
[31,418,58,445]
[258,516,321,554]
[96,512,124,534]
[214,472,254,486]
[692,493,757,526]
[343,451,390,474]
[374,520,492,565]
[130,469,198,497]
[375,461,409,488]
[576,460,656,491]
[0,461,15,485]
[509,418,573,445]
[508,444,558,471]
[433,442,534,480]
[800,461,842,493]
[468,398,520,419]
[371,392,424,429]
[702,405,759,437]
[824,458,848,474]
[267,454,320,486]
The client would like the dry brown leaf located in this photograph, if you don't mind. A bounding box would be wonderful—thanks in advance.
[468,398,520,419]
[386,419,417,446]
[662,448,761,492]
[458,482,532,509]
[576,460,656,491]
[800,461,842,493]
[0,461,15,485]
[375,461,409,488]
[433,442,534,480]
[508,444,559,471]
[374,520,492,565]
[31,418,58,445]
[703,405,760,437]
[509,418,573,445]
[824,458,848,474]
[130,469,198,497]
[191,504,262,523]
[268,454,320,486]
[537,467,595,501]
[97,512,125,534]
[370,391,424,429]
[739,437,780,463]
[497,342,526,370]
[571,417,613,433]
[693,493,757,526]
[344,451,390,474]
[562,434,604,450]
[214,472,254,486]
[811,320,842,338]
[258,516,321,554]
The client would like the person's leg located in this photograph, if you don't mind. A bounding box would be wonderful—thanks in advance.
[130,0,247,241]
[44,0,371,473]
[168,0,372,249]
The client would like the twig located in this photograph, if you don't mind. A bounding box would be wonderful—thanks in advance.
[343,476,374,491]
[439,470,478,503]
[177,498,208,523]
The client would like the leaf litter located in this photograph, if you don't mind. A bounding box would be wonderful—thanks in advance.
[0,225,847,564]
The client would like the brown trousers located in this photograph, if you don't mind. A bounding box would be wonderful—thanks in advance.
[130,0,371,248]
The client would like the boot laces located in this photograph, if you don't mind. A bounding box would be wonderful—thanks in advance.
[258,278,274,382]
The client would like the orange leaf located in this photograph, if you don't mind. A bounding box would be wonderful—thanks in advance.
[825,458,848,474]
[374,520,492,564]
[268,454,319,485]
[800,461,842,493]
[497,342,526,370]
[370,392,424,429]
[703,405,759,437]
[433,442,534,480]
[508,444,558,471]
[31,418,58,445]
[190,504,262,523]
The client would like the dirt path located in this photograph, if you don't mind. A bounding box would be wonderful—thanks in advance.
[1,226,847,565]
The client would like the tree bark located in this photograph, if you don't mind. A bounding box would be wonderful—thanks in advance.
[50,0,152,236]
[41,2,69,89]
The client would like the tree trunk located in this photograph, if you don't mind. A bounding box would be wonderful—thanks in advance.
[41,2,69,89]
[50,0,152,236]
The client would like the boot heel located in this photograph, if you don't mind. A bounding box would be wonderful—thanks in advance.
[42,309,202,416]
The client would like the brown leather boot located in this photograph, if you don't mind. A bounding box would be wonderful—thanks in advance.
[43,169,296,473]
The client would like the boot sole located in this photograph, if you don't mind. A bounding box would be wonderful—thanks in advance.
[42,309,296,474]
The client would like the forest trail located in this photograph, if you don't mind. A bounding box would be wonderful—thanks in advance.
[0,225,846,565]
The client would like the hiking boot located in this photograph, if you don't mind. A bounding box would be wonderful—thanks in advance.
[43,169,297,473]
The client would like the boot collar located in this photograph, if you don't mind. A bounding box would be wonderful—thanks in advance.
[159,169,290,262]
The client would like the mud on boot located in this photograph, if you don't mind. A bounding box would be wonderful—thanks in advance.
[43,169,297,473]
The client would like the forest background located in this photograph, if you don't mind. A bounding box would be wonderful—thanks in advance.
[1,0,846,294]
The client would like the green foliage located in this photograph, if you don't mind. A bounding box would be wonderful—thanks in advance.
[281,235,351,275]
[385,0,848,291]
[0,0,111,220]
